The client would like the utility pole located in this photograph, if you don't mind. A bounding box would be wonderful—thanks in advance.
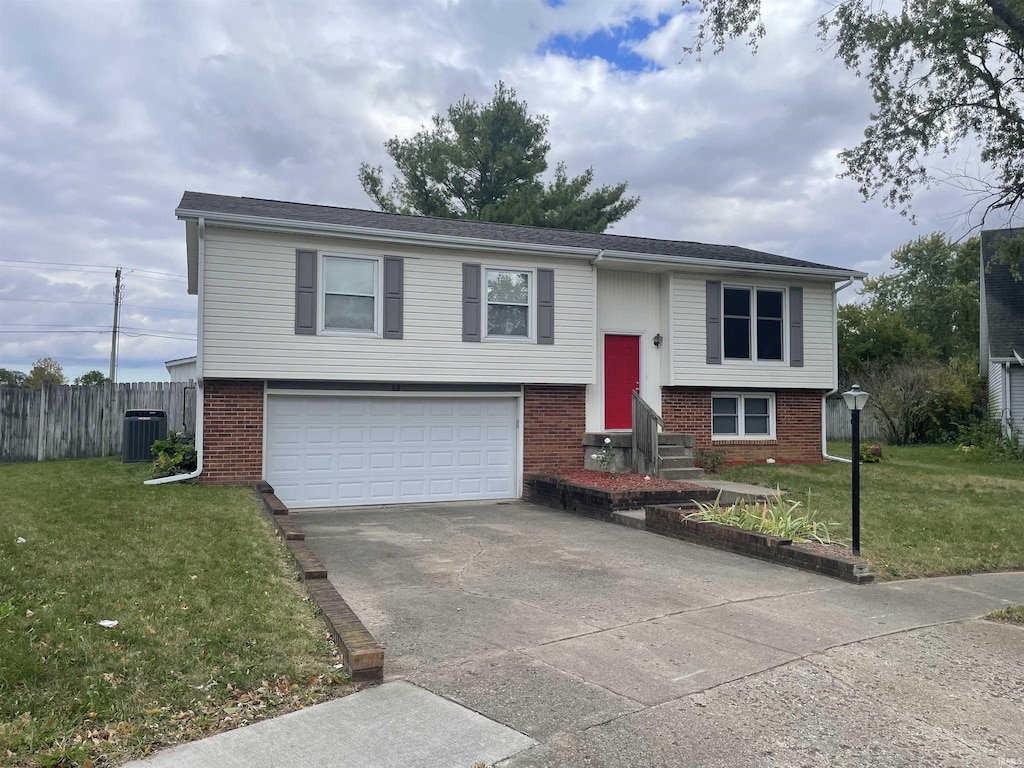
[109,268,123,383]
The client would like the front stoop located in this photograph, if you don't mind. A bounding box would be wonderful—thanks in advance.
[581,432,705,482]
[657,433,704,482]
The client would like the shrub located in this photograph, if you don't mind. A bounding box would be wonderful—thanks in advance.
[860,442,884,463]
[693,447,725,474]
[954,417,1024,462]
[151,431,197,476]
[687,489,839,544]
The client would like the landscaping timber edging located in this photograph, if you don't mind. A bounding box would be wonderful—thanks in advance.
[645,504,874,584]
[525,472,721,520]
[253,482,385,682]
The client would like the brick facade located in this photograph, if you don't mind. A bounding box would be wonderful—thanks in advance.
[523,384,587,474]
[662,387,824,464]
[201,379,265,485]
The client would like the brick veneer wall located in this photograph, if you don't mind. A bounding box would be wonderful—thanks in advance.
[662,387,823,464]
[523,384,586,474]
[201,379,265,485]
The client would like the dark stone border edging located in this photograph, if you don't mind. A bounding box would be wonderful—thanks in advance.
[525,472,721,520]
[646,504,874,584]
[253,481,385,681]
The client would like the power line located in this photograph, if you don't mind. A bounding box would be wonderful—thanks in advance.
[0,258,186,278]
[0,298,194,314]
[0,263,186,283]
[0,329,196,340]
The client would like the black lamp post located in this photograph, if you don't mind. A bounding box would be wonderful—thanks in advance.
[842,384,870,556]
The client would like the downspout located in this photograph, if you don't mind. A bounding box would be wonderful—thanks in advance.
[823,277,856,463]
[146,217,205,485]
[589,248,605,266]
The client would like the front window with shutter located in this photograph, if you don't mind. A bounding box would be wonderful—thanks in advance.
[485,269,531,338]
[723,285,784,361]
[322,255,379,333]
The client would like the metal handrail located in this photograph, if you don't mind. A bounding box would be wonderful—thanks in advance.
[631,389,663,475]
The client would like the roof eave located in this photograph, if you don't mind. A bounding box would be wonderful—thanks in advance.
[176,207,866,281]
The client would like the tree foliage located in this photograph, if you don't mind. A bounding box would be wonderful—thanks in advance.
[839,232,980,380]
[685,0,1024,224]
[359,82,640,232]
[74,370,109,386]
[25,357,66,389]
[0,368,27,388]
[860,233,981,361]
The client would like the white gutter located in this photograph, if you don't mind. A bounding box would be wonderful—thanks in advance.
[175,208,866,281]
[146,217,205,485]
[823,277,857,463]
[590,248,605,266]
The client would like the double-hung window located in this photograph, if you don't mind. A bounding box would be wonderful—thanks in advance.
[712,393,775,439]
[322,255,379,333]
[723,286,784,361]
[485,269,531,338]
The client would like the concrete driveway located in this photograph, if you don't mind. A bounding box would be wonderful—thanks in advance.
[301,500,1024,767]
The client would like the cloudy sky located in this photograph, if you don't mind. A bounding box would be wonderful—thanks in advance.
[0,0,1015,381]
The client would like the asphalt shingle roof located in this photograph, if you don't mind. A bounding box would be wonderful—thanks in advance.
[981,227,1024,359]
[178,191,860,274]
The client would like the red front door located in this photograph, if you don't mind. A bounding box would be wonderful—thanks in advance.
[604,334,640,430]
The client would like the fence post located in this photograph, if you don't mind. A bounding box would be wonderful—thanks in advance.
[36,383,47,461]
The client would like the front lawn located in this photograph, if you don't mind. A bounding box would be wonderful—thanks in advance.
[718,443,1024,579]
[0,458,351,767]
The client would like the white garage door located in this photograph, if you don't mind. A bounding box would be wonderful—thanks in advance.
[265,395,518,508]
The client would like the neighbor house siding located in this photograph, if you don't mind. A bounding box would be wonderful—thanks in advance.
[1010,366,1024,440]
[989,360,1005,420]
[662,387,823,463]
[201,227,595,383]
[669,274,835,389]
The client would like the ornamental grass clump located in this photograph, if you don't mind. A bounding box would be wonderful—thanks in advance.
[687,488,839,544]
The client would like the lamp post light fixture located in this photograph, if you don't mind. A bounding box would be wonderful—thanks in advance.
[842,384,870,556]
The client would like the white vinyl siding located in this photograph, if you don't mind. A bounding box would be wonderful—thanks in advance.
[989,360,1004,420]
[200,227,594,383]
[670,274,835,389]
[1010,367,1024,442]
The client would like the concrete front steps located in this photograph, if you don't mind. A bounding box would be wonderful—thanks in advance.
[657,433,704,482]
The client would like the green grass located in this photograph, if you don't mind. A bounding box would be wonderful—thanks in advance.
[0,459,351,767]
[717,443,1024,579]
[985,605,1024,625]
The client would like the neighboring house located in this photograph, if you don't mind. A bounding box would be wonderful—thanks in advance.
[164,356,197,383]
[979,227,1024,442]
[174,191,865,509]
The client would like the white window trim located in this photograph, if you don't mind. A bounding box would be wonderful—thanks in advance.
[318,252,383,337]
[722,285,787,364]
[711,392,776,440]
[483,266,536,342]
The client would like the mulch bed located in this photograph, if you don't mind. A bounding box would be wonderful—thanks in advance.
[557,469,704,492]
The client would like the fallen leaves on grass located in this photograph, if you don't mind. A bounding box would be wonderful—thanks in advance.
[556,470,703,492]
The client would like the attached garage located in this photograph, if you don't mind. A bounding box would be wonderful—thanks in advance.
[264,393,519,508]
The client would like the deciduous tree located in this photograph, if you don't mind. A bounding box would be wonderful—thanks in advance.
[25,357,66,389]
[685,0,1024,226]
[74,370,108,386]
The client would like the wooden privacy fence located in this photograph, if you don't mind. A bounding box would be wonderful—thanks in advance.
[0,382,196,463]
[825,397,883,442]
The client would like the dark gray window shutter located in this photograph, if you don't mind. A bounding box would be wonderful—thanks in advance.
[789,286,804,367]
[382,257,403,339]
[537,268,554,344]
[706,280,722,365]
[463,263,481,342]
[295,249,317,334]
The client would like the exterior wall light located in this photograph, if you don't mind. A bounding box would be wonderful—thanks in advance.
[653,333,663,348]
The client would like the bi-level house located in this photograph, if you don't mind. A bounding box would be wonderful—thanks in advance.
[173,192,864,509]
